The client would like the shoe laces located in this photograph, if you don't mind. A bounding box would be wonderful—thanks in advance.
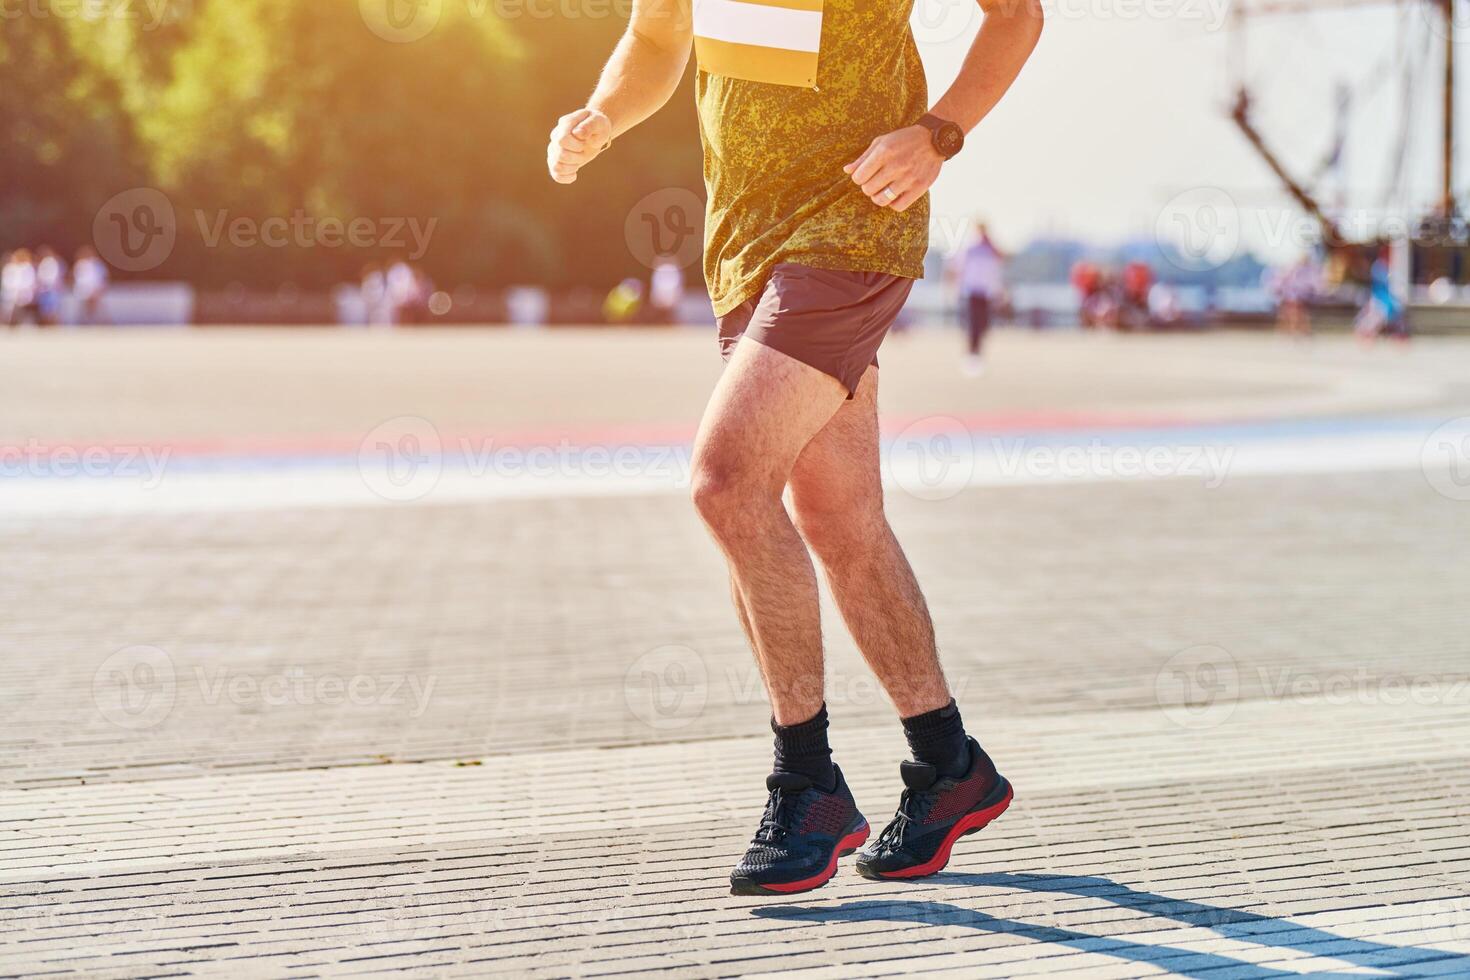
[876,788,931,851]
[753,787,799,844]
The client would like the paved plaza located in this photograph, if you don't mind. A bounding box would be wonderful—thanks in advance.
[2,327,1469,977]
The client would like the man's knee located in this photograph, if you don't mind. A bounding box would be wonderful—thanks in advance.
[789,478,885,555]
[690,447,780,534]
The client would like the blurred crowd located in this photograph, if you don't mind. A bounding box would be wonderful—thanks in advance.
[1069,259,1185,331]
[5,230,1417,341]
[1,246,109,326]
[358,260,439,325]
[1259,242,1410,342]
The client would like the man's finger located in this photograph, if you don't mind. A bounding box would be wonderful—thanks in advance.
[552,108,593,138]
[843,141,879,176]
[849,147,888,186]
[549,139,594,173]
[552,145,593,164]
[548,146,580,175]
[860,170,900,200]
[559,108,592,131]
[887,186,924,212]
[867,177,910,207]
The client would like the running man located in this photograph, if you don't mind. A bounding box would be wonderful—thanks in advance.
[548,0,1042,895]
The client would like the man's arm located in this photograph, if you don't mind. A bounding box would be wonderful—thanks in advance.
[845,0,1044,212]
[547,0,693,185]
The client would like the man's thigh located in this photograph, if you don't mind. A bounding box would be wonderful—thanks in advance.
[788,365,882,514]
[693,336,851,492]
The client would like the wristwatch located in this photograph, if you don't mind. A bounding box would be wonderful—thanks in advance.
[918,113,965,160]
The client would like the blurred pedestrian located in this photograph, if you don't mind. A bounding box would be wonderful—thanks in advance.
[1266,255,1317,339]
[2,249,39,326]
[1071,260,1106,328]
[1148,282,1182,326]
[1120,260,1153,330]
[648,255,685,325]
[386,260,421,325]
[35,247,67,327]
[951,221,1004,376]
[360,263,389,326]
[1356,243,1408,344]
[73,246,109,325]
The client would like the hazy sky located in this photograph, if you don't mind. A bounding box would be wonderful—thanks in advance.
[917,0,1463,260]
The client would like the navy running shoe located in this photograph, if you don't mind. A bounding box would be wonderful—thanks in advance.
[729,766,869,896]
[856,737,1013,880]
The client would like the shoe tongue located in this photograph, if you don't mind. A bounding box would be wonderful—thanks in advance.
[900,760,939,791]
[766,771,813,793]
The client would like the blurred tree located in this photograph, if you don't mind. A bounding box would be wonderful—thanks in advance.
[138,0,541,287]
[508,10,704,291]
[3,1,705,292]
[0,5,150,252]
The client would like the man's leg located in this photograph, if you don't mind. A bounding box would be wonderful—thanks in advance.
[788,365,1012,880]
[976,294,991,353]
[694,337,875,896]
[964,294,988,375]
[689,336,848,726]
[967,294,985,356]
[786,365,951,718]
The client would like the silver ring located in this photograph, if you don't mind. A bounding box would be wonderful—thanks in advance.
[880,187,898,203]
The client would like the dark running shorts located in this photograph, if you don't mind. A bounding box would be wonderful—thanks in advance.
[716,263,916,397]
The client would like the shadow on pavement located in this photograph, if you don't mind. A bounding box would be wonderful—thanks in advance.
[752,872,1469,978]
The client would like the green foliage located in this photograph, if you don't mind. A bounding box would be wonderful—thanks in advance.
[0,6,150,249]
[1,0,703,290]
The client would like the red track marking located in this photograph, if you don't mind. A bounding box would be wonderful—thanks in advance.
[6,411,1214,462]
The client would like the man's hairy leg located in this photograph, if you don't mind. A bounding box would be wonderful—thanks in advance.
[788,366,952,717]
[690,338,848,726]
[729,575,759,657]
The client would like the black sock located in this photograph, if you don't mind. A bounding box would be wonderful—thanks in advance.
[902,700,971,779]
[772,704,836,792]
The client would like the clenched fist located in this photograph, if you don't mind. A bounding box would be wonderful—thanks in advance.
[547,108,613,184]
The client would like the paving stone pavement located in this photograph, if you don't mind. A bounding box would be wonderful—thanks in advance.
[2,330,1469,977]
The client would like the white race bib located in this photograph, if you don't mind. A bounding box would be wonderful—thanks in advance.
[693,0,824,89]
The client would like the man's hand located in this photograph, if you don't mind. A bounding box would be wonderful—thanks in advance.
[843,126,942,212]
[547,108,614,185]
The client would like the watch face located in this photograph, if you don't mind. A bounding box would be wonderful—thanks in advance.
[936,123,964,158]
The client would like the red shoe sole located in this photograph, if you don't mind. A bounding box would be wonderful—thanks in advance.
[864,778,1014,880]
[731,819,870,896]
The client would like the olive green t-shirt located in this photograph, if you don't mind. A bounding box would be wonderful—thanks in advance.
[694,0,930,316]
